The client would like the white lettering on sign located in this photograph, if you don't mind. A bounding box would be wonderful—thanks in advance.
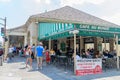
[79,24,109,31]
[98,26,109,30]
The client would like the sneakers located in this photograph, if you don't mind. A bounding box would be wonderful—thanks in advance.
[40,67,42,70]
[36,66,42,70]
[30,67,33,70]
[28,67,33,71]
[25,66,28,69]
[36,67,39,70]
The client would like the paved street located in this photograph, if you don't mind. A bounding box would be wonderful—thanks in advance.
[1,56,120,80]
[0,56,52,80]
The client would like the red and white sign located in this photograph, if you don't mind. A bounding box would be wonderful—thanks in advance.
[76,59,102,76]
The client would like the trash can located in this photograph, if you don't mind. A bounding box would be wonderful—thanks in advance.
[0,56,3,66]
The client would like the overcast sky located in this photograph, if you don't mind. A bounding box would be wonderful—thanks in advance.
[0,0,120,41]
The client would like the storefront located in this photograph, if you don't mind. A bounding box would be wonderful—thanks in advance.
[33,6,120,75]
[37,22,120,74]
[7,6,120,75]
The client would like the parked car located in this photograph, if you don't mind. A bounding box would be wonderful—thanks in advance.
[0,47,3,56]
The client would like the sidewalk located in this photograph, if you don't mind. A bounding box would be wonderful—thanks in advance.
[1,56,120,80]
[0,56,52,80]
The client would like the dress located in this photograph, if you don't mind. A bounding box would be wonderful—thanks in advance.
[45,51,50,63]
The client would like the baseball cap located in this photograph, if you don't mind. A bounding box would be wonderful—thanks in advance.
[39,42,43,45]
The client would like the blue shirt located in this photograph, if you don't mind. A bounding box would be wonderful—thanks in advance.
[13,47,16,51]
[36,46,44,57]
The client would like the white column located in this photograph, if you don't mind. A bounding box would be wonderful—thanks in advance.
[80,36,83,53]
[74,33,77,74]
[69,30,79,74]
[24,35,27,46]
[104,38,106,50]
[49,38,51,51]
[116,34,119,70]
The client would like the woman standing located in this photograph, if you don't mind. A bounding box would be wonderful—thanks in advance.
[25,46,33,70]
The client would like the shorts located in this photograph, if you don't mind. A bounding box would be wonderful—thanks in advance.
[37,56,43,64]
[26,55,31,58]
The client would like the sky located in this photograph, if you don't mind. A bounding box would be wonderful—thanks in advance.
[0,0,120,42]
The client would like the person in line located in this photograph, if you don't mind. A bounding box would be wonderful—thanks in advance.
[50,49,55,63]
[19,48,24,57]
[24,44,28,57]
[45,50,50,64]
[25,46,33,70]
[7,45,14,61]
[35,42,44,70]
[31,44,35,60]
[76,53,82,60]
[81,49,87,58]
[56,49,62,56]
[13,45,17,55]
[93,50,100,58]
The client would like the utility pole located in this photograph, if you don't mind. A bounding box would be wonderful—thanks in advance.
[4,17,6,61]
[0,17,6,37]
[0,17,7,62]
[4,17,6,39]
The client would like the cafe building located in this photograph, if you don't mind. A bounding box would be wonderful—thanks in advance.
[29,6,120,53]
[28,6,120,74]
[6,6,120,75]
[29,6,119,50]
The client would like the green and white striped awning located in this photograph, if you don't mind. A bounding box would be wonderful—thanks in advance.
[38,22,120,41]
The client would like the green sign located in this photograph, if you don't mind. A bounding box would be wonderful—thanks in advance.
[76,24,120,33]
[79,25,109,31]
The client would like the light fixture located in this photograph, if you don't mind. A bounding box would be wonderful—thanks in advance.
[69,30,79,34]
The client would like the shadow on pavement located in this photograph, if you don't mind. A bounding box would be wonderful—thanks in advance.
[8,56,120,80]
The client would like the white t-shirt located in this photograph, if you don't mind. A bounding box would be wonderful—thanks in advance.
[8,47,14,53]
[76,55,81,59]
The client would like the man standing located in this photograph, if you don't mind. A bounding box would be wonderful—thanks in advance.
[36,42,44,70]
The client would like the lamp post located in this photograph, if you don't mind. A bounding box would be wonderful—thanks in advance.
[69,30,79,74]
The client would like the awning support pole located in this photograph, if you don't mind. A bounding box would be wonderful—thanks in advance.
[49,38,51,51]
[116,34,119,70]
[74,33,77,74]
[104,38,106,50]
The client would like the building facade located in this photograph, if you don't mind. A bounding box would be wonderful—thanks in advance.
[6,6,120,53]
[5,6,120,70]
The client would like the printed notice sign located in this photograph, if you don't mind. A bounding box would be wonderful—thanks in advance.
[76,59,102,76]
